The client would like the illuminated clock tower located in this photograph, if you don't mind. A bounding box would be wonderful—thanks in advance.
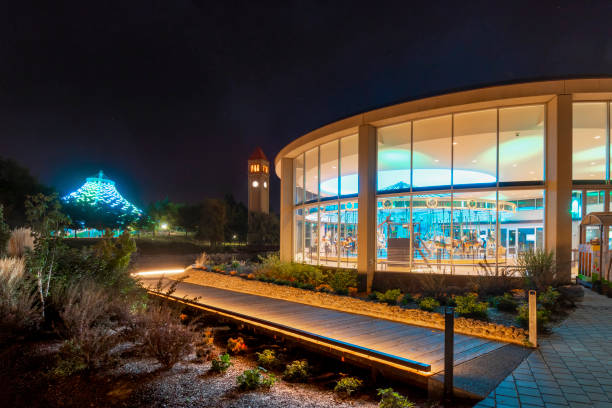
[248,147,270,214]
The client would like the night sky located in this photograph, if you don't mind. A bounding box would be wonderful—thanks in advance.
[1,1,611,213]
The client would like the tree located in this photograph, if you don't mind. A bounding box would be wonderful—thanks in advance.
[25,193,69,318]
[146,198,180,234]
[248,211,279,245]
[177,203,202,236]
[63,200,139,231]
[0,204,10,255]
[224,194,248,243]
[0,156,51,227]
[198,199,226,246]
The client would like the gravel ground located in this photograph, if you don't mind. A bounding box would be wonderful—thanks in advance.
[179,269,526,344]
[121,353,378,408]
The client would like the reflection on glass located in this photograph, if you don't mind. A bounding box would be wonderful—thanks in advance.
[304,206,318,264]
[318,202,339,266]
[573,102,607,180]
[377,122,411,192]
[453,109,497,187]
[452,191,498,270]
[586,190,604,213]
[376,196,411,270]
[498,189,544,262]
[340,135,358,196]
[411,194,452,271]
[294,154,304,205]
[319,141,338,199]
[413,115,452,188]
[499,105,545,182]
[339,201,358,267]
[304,148,318,202]
[571,190,583,269]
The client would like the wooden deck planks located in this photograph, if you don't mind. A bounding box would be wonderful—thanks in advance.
[144,278,507,375]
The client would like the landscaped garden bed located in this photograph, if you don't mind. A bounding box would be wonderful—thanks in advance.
[181,250,586,346]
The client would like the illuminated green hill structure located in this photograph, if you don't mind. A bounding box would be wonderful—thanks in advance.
[62,170,142,229]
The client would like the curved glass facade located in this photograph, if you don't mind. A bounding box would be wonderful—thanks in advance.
[290,98,612,274]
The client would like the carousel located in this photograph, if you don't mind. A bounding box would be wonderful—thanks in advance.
[303,195,517,270]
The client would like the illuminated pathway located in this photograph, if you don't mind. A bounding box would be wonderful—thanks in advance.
[475,289,612,408]
[140,275,529,399]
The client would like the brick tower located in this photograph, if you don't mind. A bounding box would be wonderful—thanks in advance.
[247,147,270,214]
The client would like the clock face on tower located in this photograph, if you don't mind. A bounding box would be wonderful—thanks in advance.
[248,147,270,214]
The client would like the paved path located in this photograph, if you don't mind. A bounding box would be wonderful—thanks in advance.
[476,289,612,408]
[142,277,505,374]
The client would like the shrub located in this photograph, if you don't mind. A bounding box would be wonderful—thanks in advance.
[376,289,402,305]
[57,281,124,370]
[348,287,358,296]
[334,376,362,398]
[52,341,89,377]
[227,337,247,354]
[418,273,448,298]
[454,293,489,320]
[516,304,549,331]
[195,328,215,362]
[491,293,518,312]
[326,269,358,294]
[399,293,414,306]
[473,263,518,295]
[237,367,276,390]
[210,353,232,373]
[0,257,41,336]
[538,286,561,312]
[256,349,278,369]
[377,387,415,408]
[283,360,309,382]
[195,252,209,268]
[7,228,34,258]
[418,297,440,312]
[315,284,334,293]
[0,205,9,256]
[139,306,197,369]
[517,249,557,291]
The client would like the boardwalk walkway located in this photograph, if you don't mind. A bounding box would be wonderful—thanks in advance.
[475,289,612,408]
[142,277,523,398]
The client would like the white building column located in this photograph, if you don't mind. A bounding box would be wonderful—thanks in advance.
[279,157,294,263]
[545,94,573,283]
[357,124,377,293]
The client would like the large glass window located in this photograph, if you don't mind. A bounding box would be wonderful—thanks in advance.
[339,200,358,267]
[411,193,452,272]
[318,202,339,266]
[452,190,498,272]
[304,148,318,202]
[499,105,545,183]
[304,206,318,264]
[319,141,339,199]
[413,115,452,189]
[498,189,544,262]
[573,102,607,181]
[340,135,358,196]
[377,122,411,192]
[294,209,304,262]
[453,109,497,187]
[376,196,411,271]
[294,154,304,205]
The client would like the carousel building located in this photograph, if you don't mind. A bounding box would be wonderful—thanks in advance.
[275,78,612,291]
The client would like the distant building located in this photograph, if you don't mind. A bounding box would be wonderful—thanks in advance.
[248,147,270,214]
